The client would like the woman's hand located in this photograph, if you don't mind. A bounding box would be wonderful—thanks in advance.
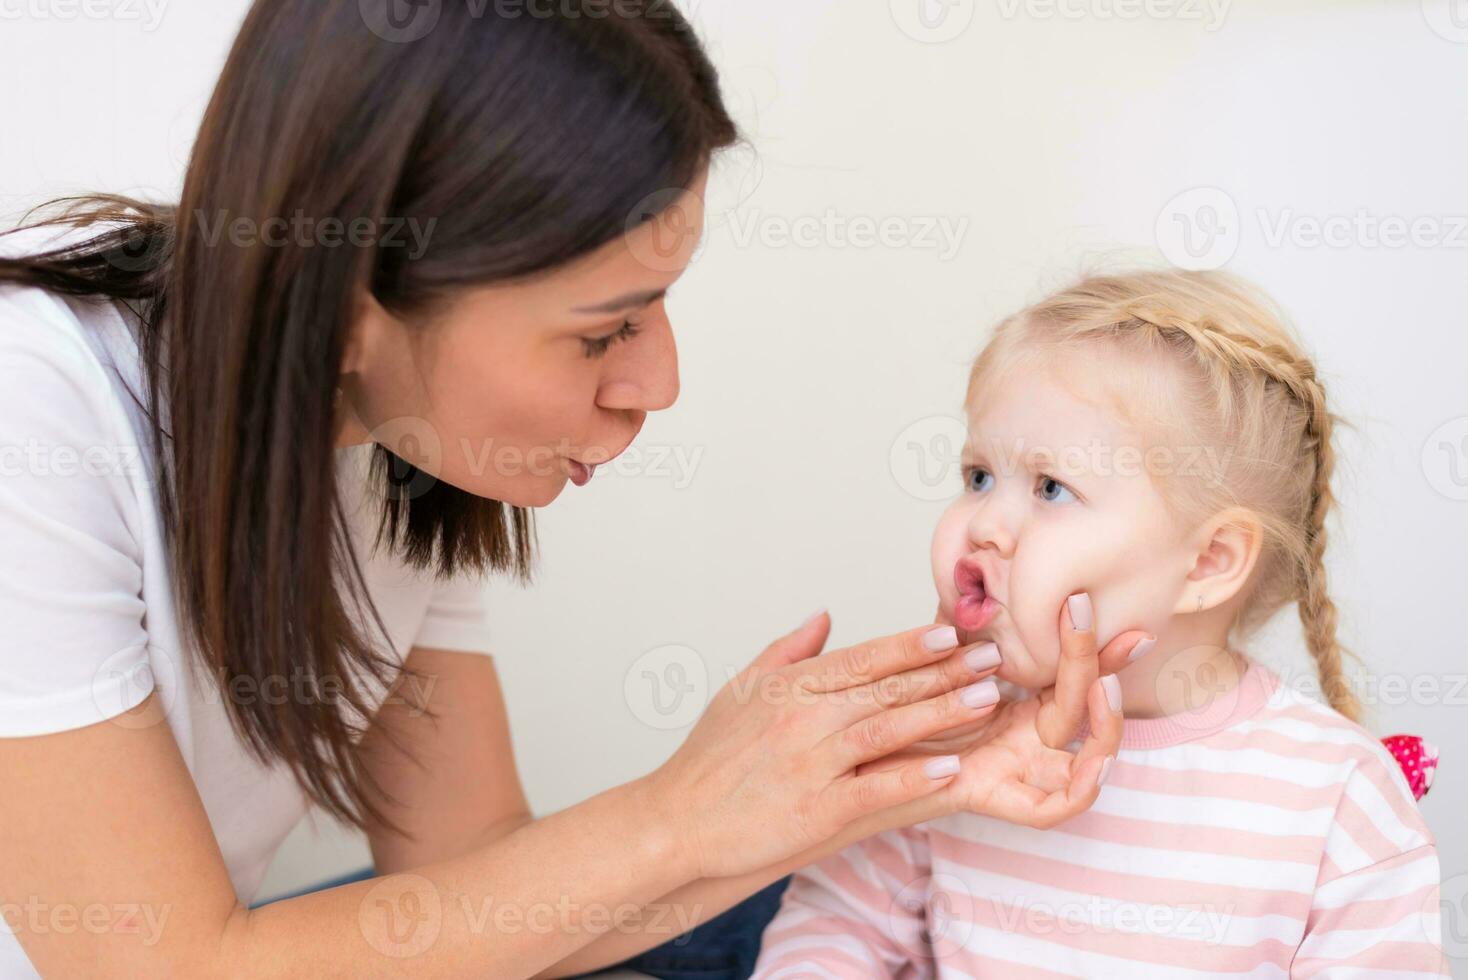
[862,593,1150,829]
[644,613,1004,879]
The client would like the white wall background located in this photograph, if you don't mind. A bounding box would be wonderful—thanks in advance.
[3,0,1464,970]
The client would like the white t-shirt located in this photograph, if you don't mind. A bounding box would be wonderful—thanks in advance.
[0,224,497,978]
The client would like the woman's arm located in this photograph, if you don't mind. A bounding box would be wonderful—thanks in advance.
[543,596,1143,976]
[0,615,998,978]
[356,646,534,873]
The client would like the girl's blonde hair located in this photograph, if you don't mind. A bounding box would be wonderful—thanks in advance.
[968,268,1361,722]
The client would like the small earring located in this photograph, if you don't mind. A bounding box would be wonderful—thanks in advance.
[1196,594,1205,612]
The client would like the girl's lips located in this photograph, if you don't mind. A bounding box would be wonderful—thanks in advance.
[954,592,999,632]
[953,558,999,632]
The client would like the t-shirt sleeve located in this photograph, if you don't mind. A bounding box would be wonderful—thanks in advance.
[0,304,153,737]
[412,569,494,656]
[1291,749,1450,976]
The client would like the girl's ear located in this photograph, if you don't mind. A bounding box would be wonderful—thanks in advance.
[1175,507,1263,616]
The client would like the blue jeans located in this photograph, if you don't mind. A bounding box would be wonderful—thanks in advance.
[253,868,791,980]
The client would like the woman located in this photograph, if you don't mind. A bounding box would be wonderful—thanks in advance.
[0,2,1146,976]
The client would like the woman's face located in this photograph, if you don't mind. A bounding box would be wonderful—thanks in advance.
[930,356,1195,689]
[339,172,709,507]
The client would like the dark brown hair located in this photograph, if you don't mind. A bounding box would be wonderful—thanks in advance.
[0,0,737,833]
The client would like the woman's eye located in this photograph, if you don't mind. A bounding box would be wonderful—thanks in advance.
[963,466,992,493]
[1037,476,1077,503]
[581,320,642,359]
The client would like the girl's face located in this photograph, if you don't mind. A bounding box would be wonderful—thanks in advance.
[338,172,709,508]
[930,355,1196,689]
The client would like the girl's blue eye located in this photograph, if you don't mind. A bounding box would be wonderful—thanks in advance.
[964,466,992,493]
[1038,476,1077,503]
[582,320,642,359]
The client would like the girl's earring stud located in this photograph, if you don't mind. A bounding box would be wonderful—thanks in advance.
[1196,594,1205,613]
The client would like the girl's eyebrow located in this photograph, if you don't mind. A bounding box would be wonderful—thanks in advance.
[572,287,667,315]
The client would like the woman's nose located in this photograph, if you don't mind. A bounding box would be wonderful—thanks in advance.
[597,316,680,413]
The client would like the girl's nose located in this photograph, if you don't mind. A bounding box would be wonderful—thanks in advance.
[966,497,1017,558]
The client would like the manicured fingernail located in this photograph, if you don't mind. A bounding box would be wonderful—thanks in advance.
[964,642,1000,671]
[960,679,1000,709]
[923,626,959,652]
[801,609,827,629]
[1097,755,1114,786]
[1067,592,1093,631]
[1101,675,1122,713]
[1128,635,1156,662]
[924,755,961,779]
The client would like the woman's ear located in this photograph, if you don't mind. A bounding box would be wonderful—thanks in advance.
[1175,507,1263,615]
[342,287,390,378]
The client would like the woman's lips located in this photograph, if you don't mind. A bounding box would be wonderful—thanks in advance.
[566,460,597,487]
[953,558,1000,632]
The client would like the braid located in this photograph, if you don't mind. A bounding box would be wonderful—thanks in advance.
[1117,298,1363,722]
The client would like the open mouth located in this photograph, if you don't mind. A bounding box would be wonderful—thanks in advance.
[953,557,1000,633]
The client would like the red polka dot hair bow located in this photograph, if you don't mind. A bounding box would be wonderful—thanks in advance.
[1381,735,1439,801]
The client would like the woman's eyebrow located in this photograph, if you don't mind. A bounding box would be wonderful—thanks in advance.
[572,287,667,315]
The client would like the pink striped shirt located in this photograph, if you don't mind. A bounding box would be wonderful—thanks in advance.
[754,662,1448,978]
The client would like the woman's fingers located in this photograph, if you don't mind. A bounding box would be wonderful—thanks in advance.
[1035,592,1153,750]
[827,753,963,822]
[801,623,978,695]
[831,679,1002,769]
[747,610,833,675]
[1034,592,1100,749]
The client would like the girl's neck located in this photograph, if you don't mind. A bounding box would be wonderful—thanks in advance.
[1116,612,1246,720]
